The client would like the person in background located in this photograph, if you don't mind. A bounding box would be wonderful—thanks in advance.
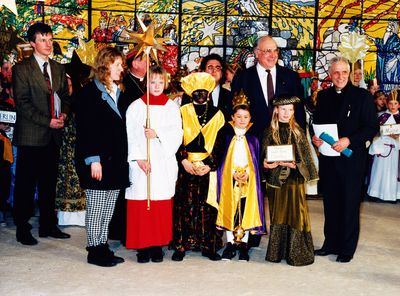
[75,47,129,267]
[263,95,318,266]
[367,88,400,203]
[125,65,182,263]
[55,51,90,227]
[12,22,71,245]
[182,54,233,121]
[312,56,378,263]
[367,79,380,96]
[373,90,387,113]
[350,60,367,89]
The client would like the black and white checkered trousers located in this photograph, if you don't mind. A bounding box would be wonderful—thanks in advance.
[85,189,120,247]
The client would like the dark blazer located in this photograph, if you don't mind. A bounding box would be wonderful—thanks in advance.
[75,80,129,190]
[231,64,305,137]
[12,55,70,146]
[181,86,233,121]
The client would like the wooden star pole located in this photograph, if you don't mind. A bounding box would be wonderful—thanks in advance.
[126,17,170,210]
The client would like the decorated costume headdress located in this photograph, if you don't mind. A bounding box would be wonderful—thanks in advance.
[232,89,250,108]
[180,72,215,96]
[272,95,301,106]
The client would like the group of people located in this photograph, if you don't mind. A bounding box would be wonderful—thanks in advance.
[0,22,392,269]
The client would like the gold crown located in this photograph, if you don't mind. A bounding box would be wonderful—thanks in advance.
[232,89,249,108]
[180,72,215,96]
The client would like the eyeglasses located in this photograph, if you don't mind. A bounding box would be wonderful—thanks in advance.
[206,65,222,72]
[256,48,279,55]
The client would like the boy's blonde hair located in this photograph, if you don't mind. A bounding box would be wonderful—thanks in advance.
[149,65,169,89]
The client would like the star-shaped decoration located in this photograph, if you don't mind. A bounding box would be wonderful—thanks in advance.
[198,20,219,44]
[338,31,369,63]
[1,0,18,15]
[126,16,170,63]
[75,39,96,67]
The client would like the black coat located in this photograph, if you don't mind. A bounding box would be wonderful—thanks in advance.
[75,80,129,190]
[312,83,378,256]
[313,83,378,176]
[231,64,305,137]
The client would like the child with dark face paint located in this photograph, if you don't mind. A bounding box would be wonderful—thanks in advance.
[170,72,226,261]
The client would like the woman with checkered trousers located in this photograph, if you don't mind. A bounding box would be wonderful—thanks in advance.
[75,47,129,267]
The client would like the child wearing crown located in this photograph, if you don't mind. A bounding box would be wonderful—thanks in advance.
[262,95,318,266]
[368,88,400,202]
[171,72,225,261]
[216,91,266,261]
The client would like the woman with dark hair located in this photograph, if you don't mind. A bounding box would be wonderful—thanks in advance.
[182,54,233,121]
[75,47,129,267]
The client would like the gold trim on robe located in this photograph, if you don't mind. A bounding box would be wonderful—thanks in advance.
[216,135,263,231]
[180,103,225,208]
[180,103,224,159]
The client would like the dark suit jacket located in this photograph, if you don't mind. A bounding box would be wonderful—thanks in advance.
[313,83,378,178]
[119,72,145,119]
[181,86,233,121]
[75,80,129,190]
[231,64,305,137]
[12,55,70,146]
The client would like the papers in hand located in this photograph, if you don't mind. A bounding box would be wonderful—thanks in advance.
[312,124,340,156]
[54,92,61,118]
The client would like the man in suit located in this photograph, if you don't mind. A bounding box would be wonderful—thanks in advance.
[312,56,378,263]
[182,53,233,121]
[231,35,305,248]
[231,35,305,137]
[12,23,71,245]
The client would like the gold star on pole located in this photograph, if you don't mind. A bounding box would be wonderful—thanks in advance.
[1,0,18,15]
[126,16,170,63]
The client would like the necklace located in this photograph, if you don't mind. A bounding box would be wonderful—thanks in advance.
[196,103,209,127]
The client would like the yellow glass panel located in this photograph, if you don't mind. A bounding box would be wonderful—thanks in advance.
[273,0,315,18]
[319,0,361,18]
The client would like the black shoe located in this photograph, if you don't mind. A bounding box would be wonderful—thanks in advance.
[221,243,236,260]
[102,244,124,264]
[150,246,164,263]
[171,250,185,261]
[137,248,150,263]
[39,227,70,239]
[201,250,221,261]
[87,246,117,267]
[314,248,335,256]
[238,243,249,261]
[336,255,352,263]
[16,230,38,246]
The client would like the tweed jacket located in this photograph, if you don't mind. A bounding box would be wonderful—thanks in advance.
[12,55,70,146]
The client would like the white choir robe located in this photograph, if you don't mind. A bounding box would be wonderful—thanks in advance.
[125,97,183,249]
[368,112,400,202]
